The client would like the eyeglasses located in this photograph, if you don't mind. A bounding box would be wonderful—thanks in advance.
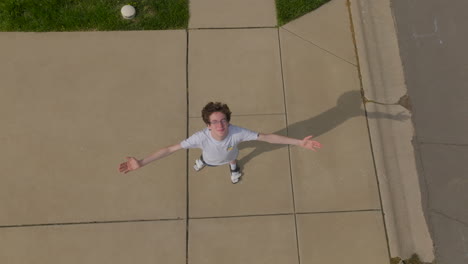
[210,119,228,125]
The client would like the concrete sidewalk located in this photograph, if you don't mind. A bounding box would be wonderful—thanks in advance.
[0,0,432,263]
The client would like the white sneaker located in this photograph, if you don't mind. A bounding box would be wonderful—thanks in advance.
[230,166,242,184]
[193,159,206,172]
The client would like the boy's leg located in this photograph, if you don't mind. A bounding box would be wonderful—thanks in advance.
[193,155,207,172]
[229,160,242,184]
[229,160,237,170]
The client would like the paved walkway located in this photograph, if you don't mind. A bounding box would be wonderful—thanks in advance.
[0,0,432,263]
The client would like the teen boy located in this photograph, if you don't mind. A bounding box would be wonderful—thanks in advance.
[119,102,322,183]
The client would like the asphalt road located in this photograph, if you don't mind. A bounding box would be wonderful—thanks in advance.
[391,0,468,263]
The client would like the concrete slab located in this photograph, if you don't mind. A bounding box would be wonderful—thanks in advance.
[189,0,277,28]
[296,211,389,264]
[279,28,380,212]
[0,220,186,264]
[420,144,468,223]
[366,103,433,260]
[0,31,187,225]
[279,27,359,119]
[189,215,298,264]
[188,28,284,116]
[188,115,294,218]
[350,0,407,104]
[289,118,380,212]
[282,0,356,65]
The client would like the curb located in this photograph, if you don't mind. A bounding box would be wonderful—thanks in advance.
[348,0,434,262]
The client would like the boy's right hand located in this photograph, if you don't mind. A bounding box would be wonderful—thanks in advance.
[119,157,141,174]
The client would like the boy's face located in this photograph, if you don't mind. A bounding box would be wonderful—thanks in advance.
[207,112,229,139]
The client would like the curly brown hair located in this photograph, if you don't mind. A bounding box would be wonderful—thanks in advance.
[201,102,232,124]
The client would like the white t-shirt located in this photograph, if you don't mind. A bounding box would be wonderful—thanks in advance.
[180,125,259,166]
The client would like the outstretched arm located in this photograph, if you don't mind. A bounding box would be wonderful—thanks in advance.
[119,143,183,174]
[257,134,322,151]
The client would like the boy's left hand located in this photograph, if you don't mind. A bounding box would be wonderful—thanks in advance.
[300,135,322,151]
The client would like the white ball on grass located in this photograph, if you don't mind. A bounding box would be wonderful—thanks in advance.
[121,5,136,19]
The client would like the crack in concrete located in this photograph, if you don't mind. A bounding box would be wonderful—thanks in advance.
[363,94,412,111]
[433,210,468,228]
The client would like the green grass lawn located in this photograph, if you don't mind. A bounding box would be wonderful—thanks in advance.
[0,0,189,31]
[0,0,329,32]
[276,0,331,26]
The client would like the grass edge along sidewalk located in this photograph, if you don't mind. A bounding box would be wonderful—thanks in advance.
[276,0,331,26]
[0,0,189,32]
[0,0,331,32]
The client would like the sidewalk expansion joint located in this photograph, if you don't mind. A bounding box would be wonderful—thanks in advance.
[280,27,357,67]
[185,28,190,264]
[188,26,277,31]
[189,213,294,220]
[296,209,382,215]
[0,218,185,229]
[188,209,382,221]
[277,26,302,264]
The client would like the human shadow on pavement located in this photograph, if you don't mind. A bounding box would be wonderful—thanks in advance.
[237,90,409,167]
